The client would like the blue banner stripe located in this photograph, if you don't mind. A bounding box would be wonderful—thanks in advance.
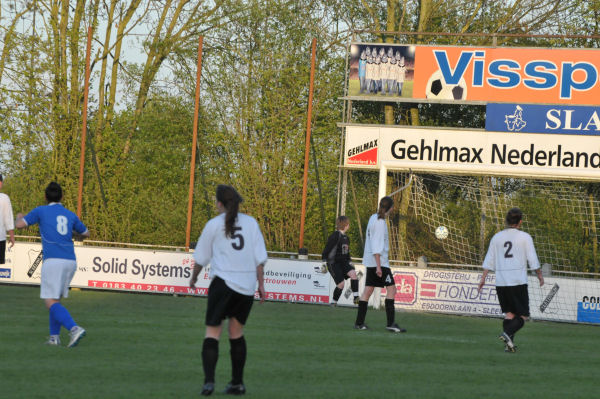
[486,104,600,136]
[577,302,600,323]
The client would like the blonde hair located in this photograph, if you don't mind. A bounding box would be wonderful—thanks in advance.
[336,216,349,230]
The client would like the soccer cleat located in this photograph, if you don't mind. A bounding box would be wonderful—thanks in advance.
[386,323,407,333]
[353,296,360,305]
[499,332,515,352]
[68,325,86,348]
[224,382,246,395]
[45,335,61,346]
[354,323,369,330]
[201,382,215,396]
[504,344,518,353]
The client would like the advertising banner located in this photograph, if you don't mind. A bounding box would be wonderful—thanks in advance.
[4,243,598,324]
[387,267,584,323]
[348,43,600,106]
[4,243,331,304]
[0,242,16,282]
[344,125,600,181]
[486,103,600,136]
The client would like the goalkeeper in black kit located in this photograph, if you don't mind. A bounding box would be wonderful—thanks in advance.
[478,207,544,353]
[322,216,359,305]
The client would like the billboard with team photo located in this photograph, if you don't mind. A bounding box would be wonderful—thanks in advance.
[348,44,416,98]
[348,43,600,105]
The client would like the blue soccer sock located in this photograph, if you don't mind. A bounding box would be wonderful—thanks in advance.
[49,303,76,331]
[49,311,61,335]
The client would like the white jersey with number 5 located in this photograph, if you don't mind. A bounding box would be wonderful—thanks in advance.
[482,228,540,287]
[193,213,268,296]
[362,213,390,268]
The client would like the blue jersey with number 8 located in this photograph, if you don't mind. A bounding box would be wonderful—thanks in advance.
[24,203,88,260]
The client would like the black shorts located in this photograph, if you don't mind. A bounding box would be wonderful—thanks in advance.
[497,284,530,317]
[327,262,355,285]
[205,276,254,326]
[365,267,395,288]
[0,240,5,264]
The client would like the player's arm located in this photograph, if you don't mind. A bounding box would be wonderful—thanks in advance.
[253,222,268,303]
[371,221,385,277]
[321,232,337,262]
[190,263,203,288]
[256,264,265,303]
[72,218,89,241]
[535,268,544,287]
[525,235,543,287]
[478,269,489,292]
[72,230,90,241]
[479,240,495,292]
[4,199,15,247]
[14,212,27,229]
[190,222,214,289]
[7,229,14,248]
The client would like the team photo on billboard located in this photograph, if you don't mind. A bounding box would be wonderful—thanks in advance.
[349,43,600,105]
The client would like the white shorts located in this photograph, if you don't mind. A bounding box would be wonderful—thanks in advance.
[40,258,77,299]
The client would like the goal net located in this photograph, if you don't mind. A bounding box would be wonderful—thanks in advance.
[382,170,600,324]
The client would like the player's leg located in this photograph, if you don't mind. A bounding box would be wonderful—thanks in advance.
[41,259,81,346]
[346,269,359,304]
[224,292,254,395]
[497,286,517,352]
[382,270,407,333]
[0,240,6,264]
[355,268,378,329]
[330,264,345,306]
[505,285,530,344]
[355,285,373,329]
[333,280,345,304]
[202,277,232,395]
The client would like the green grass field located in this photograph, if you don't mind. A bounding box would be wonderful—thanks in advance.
[1,284,598,398]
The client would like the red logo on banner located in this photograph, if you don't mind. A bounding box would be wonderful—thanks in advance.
[393,272,418,304]
[348,147,377,166]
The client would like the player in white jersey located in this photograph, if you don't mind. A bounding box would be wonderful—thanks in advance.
[478,207,544,352]
[190,185,267,396]
[354,196,406,333]
[0,174,15,265]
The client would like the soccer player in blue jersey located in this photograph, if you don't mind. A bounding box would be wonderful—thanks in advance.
[15,182,89,347]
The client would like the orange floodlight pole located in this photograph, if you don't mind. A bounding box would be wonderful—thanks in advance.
[77,26,93,218]
[298,38,317,255]
[185,36,204,251]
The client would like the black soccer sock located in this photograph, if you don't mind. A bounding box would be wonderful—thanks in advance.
[333,287,343,302]
[356,301,368,325]
[502,318,511,334]
[504,317,525,336]
[229,336,247,385]
[511,317,525,336]
[385,299,395,326]
[202,338,219,383]
[351,279,359,295]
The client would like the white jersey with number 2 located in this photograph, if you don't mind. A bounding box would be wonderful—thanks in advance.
[482,228,540,287]
[194,213,268,296]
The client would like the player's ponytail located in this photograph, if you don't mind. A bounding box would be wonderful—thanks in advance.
[216,184,243,238]
[377,196,394,219]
